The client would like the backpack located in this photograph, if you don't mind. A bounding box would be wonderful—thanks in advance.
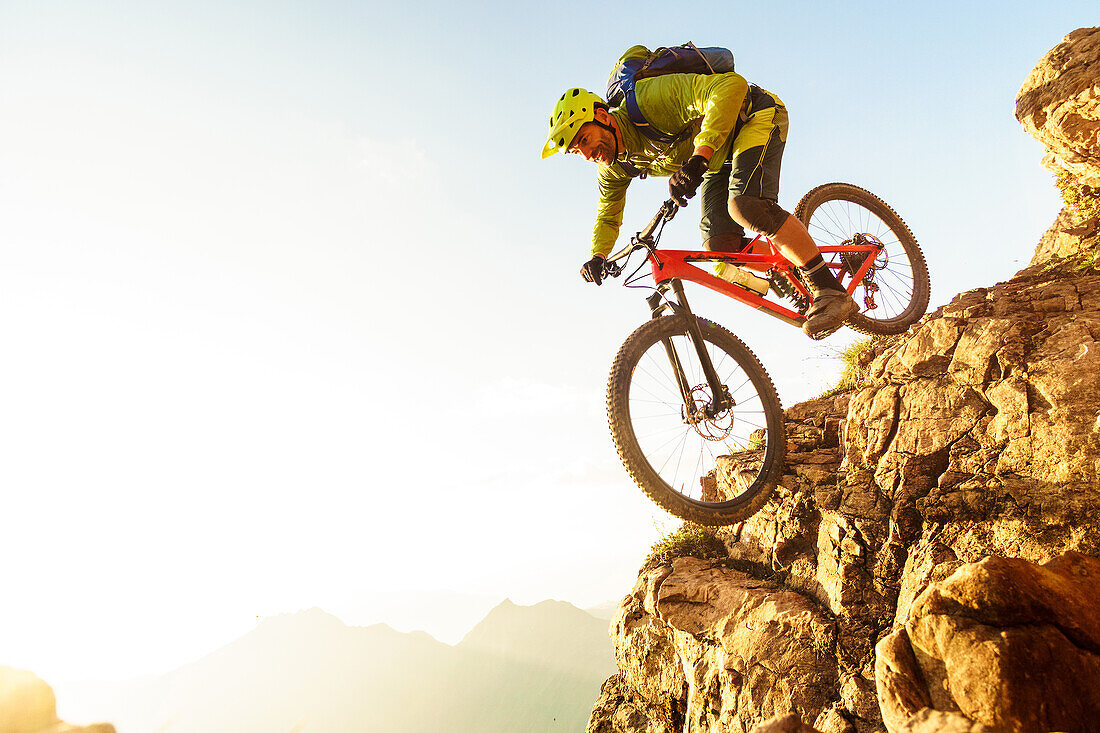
[606,43,736,146]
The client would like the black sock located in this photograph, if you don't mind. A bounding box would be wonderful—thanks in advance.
[799,255,843,292]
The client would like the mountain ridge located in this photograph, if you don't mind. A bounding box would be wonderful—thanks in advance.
[60,598,615,733]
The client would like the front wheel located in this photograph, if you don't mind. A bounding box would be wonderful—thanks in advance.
[606,316,785,526]
[795,183,930,335]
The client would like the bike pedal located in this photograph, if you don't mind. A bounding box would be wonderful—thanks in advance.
[807,324,841,341]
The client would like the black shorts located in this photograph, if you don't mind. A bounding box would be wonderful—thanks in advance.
[699,86,788,242]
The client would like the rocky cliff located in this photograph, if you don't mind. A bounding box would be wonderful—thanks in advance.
[588,27,1100,733]
[0,668,114,733]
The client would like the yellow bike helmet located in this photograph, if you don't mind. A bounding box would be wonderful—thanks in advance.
[542,88,607,159]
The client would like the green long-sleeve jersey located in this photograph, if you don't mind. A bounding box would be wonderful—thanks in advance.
[590,71,750,258]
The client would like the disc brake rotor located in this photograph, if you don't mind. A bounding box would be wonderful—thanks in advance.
[681,384,734,440]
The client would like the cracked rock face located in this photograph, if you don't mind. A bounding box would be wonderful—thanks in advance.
[589,28,1100,733]
[589,264,1100,733]
[609,557,838,733]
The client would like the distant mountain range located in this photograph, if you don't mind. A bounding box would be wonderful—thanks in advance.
[67,600,615,732]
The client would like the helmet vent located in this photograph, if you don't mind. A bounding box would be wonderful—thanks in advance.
[542,88,605,158]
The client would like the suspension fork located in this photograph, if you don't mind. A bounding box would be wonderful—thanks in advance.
[647,279,731,421]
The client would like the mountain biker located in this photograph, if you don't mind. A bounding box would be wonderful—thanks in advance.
[542,60,859,337]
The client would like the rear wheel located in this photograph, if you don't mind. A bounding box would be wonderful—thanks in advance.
[606,315,785,526]
[795,183,930,335]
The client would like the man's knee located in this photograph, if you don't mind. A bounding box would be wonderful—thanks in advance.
[728,195,790,237]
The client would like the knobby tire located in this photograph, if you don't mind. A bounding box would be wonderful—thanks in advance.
[606,316,785,526]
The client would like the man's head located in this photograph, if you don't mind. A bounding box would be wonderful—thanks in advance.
[542,88,619,163]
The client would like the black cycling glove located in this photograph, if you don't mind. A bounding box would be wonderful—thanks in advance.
[580,255,605,285]
[669,154,709,207]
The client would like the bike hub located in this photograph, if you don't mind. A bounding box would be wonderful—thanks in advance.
[681,384,735,440]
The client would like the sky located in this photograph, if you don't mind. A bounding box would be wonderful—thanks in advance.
[0,0,1093,715]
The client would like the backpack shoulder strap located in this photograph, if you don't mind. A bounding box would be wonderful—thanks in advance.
[622,85,678,145]
[608,50,676,145]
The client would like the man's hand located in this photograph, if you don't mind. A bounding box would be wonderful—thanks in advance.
[580,255,606,285]
[669,154,709,207]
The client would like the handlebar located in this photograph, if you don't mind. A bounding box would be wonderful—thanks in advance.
[603,199,680,278]
[637,198,679,242]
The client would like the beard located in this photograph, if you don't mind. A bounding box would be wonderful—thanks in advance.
[595,138,615,165]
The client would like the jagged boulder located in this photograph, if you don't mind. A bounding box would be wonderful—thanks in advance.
[878,553,1100,732]
[587,675,675,733]
[1016,27,1100,266]
[587,552,852,733]
[1016,27,1100,188]
[0,668,114,733]
[0,668,56,733]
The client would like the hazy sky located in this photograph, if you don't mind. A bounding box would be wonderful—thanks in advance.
[0,0,1092,703]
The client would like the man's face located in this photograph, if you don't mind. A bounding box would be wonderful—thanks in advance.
[568,114,616,165]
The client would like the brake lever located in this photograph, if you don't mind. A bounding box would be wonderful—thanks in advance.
[660,198,679,221]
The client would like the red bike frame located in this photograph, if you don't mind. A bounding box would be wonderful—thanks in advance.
[645,234,881,327]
